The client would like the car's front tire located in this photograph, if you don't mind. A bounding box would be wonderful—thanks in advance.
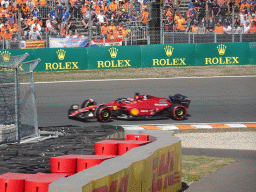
[96,105,111,122]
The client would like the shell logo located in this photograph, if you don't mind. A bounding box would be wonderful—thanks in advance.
[130,108,139,116]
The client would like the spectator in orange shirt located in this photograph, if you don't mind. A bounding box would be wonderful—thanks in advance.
[81,4,89,16]
[122,24,129,38]
[107,29,117,40]
[240,1,250,10]
[39,0,47,6]
[215,22,224,34]
[177,14,186,32]
[27,15,35,26]
[141,2,148,11]
[21,3,30,18]
[141,8,149,25]
[249,14,256,24]
[9,23,17,33]
[109,1,118,11]
[60,23,68,36]
[116,29,124,40]
[101,22,109,38]
[108,21,116,32]
[4,29,12,40]
[249,21,256,34]
[191,21,199,33]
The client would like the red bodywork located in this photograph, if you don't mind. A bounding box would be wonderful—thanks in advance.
[69,94,189,121]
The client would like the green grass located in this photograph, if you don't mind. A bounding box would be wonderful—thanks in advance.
[181,155,236,184]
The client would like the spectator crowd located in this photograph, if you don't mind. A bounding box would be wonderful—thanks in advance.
[162,0,256,34]
[0,0,254,43]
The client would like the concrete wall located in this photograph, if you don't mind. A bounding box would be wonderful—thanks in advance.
[49,128,182,192]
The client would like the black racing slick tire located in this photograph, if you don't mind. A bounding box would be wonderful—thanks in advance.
[169,104,187,120]
[96,105,111,122]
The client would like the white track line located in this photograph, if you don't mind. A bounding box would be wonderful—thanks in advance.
[33,75,256,84]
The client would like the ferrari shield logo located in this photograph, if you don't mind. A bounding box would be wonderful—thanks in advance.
[113,106,117,110]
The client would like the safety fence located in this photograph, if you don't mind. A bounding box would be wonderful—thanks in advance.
[0,53,40,144]
[2,42,256,73]
[3,1,256,49]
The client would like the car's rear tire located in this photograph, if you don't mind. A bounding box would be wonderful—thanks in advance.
[169,104,187,120]
[96,105,111,122]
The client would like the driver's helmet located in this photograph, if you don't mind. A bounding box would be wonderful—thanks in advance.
[143,95,147,100]
[88,99,96,106]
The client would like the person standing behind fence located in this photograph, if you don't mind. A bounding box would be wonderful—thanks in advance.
[74,0,82,19]
[249,21,256,33]
[198,22,206,34]
[62,7,71,25]
[177,13,186,32]
[29,26,42,40]
[215,21,224,34]
[212,1,221,24]
[7,12,14,25]
[133,0,141,13]
[21,3,30,19]
[48,6,57,20]
[109,1,119,11]
[141,8,148,25]
[4,28,12,40]
[31,6,39,20]
[101,22,109,38]
[31,20,41,32]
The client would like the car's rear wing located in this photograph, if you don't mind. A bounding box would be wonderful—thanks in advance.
[169,94,191,108]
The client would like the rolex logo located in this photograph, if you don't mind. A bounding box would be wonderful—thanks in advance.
[1,51,11,62]
[56,49,66,60]
[109,47,118,58]
[164,45,174,57]
[217,44,226,55]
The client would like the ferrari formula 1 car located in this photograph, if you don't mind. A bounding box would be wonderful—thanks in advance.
[68,93,190,122]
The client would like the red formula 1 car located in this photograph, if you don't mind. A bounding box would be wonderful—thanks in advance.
[68,93,190,122]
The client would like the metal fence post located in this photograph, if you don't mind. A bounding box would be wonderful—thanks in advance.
[214,31,217,43]
[147,36,150,45]
[46,31,48,48]
[240,33,242,42]
[14,67,20,143]
[131,29,133,45]
[125,38,127,46]
[103,37,105,46]
[88,4,92,47]
[160,6,163,44]
[193,32,195,44]
[18,7,21,49]
[232,5,234,43]
[30,71,38,137]
[188,32,190,43]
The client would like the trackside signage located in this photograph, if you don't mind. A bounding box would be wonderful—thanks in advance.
[33,48,87,71]
[195,43,250,66]
[86,46,141,70]
[141,44,195,68]
[1,42,254,72]
[82,141,182,192]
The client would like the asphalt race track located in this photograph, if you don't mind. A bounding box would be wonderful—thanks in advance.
[35,76,256,127]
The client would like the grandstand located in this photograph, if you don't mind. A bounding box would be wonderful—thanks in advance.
[0,0,255,48]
